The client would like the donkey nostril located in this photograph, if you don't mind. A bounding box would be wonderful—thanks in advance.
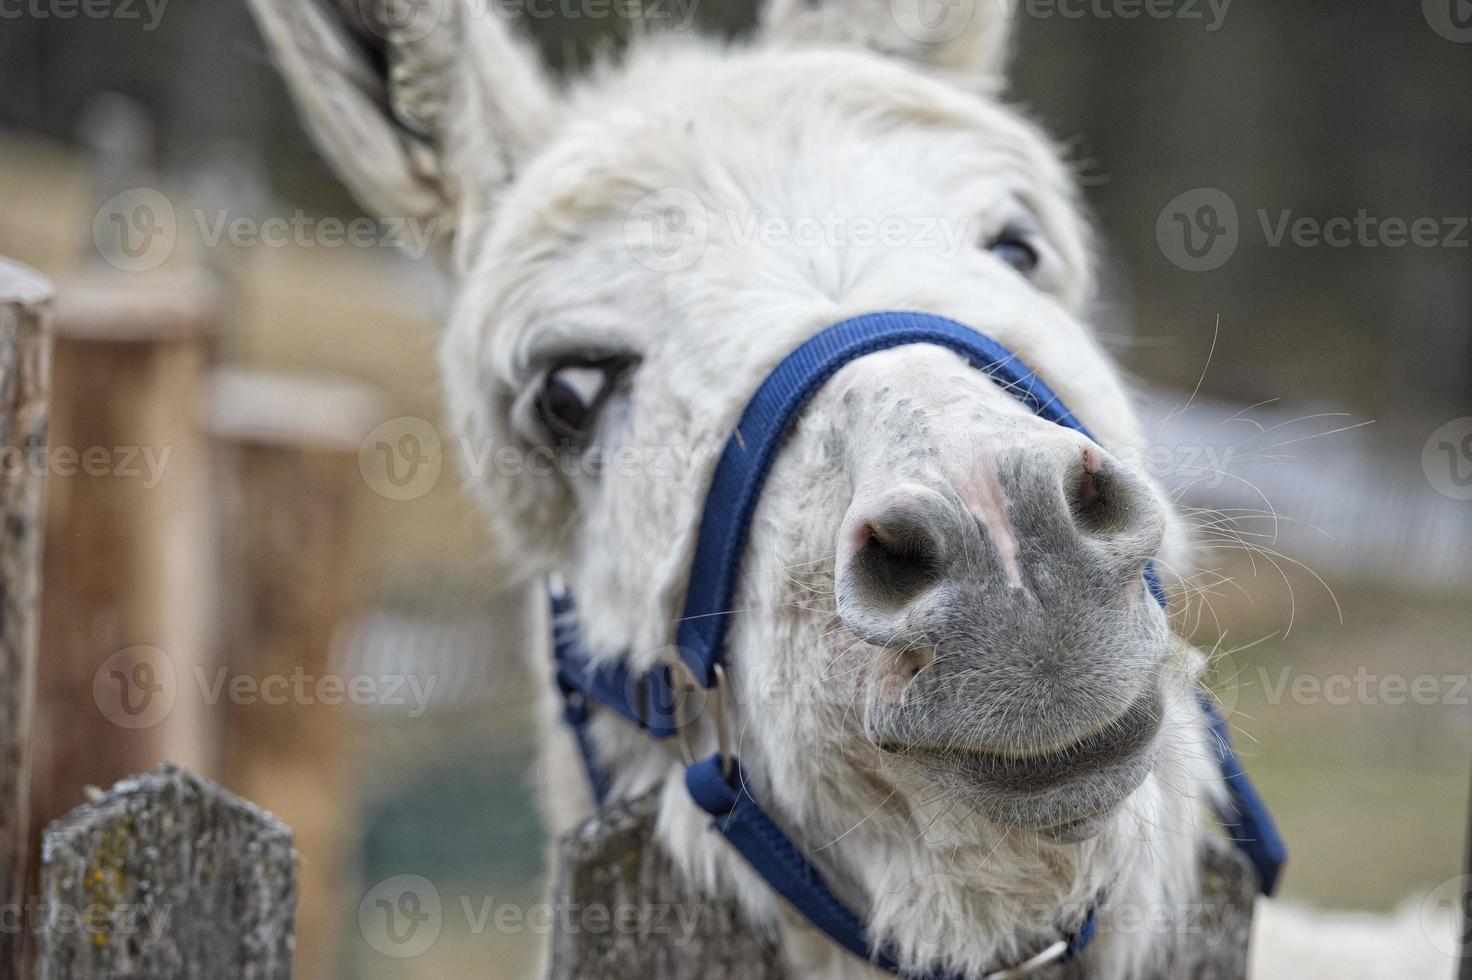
[1064,447,1167,582]
[852,509,945,607]
[1069,448,1134,535]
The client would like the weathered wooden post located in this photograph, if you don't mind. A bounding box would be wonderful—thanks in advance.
[0,259,54,978]
[204,367,384,980]
[550,791,790,980]
[36,764,297,979]
[32,269,218,853]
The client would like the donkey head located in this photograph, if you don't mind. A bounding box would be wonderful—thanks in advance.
[255,0,1200,970]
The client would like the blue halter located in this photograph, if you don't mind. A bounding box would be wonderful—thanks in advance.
[550,311,1286,977]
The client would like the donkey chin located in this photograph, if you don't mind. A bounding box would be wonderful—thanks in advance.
[858,579,1174,842]
[872,680,1166,842]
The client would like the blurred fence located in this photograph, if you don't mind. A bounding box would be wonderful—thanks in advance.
[1140,390,1472,591]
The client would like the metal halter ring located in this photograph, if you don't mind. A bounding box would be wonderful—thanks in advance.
[983,939,1069,979]
[670,659,733,778]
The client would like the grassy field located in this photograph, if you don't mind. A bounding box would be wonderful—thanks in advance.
[1192,558,1470,910]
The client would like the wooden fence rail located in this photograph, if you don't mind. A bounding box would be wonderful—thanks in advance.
[37,764,298,979]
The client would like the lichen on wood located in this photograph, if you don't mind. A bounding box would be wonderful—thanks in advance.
[549,788,790,980]
[37,764,298,979]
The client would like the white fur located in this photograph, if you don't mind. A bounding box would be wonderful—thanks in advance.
[440,37,1205,978]
[249,3,1453,976]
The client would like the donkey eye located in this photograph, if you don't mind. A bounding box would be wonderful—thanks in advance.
[986,225,1040,276]
[533,357,633,446]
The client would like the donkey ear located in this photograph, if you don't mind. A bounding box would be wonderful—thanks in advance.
[247,0,559,260]
[760,0,1017,89]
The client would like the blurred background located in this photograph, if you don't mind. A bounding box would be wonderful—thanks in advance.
[1,1,1468,976]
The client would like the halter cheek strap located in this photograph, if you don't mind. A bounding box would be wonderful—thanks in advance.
[549,311,1286,978]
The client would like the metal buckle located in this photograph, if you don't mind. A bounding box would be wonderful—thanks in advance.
[710,663,732,777]
[669,659,732,778]
[983,939,1069,979]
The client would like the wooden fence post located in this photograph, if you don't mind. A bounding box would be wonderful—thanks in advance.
[204,367,384,980]
[36,763,297,979]
[0,259,53,978]
[32,269,217,857]
[550,790,790,980]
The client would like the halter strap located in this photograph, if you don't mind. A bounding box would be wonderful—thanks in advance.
[549,311,1283,979]
[672,311,1164,688]
[1199,696,1289,895]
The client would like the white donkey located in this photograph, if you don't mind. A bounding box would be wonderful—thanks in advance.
[248,1,1449,977]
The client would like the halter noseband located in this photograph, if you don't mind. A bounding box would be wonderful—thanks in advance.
[550,311,1285,978]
